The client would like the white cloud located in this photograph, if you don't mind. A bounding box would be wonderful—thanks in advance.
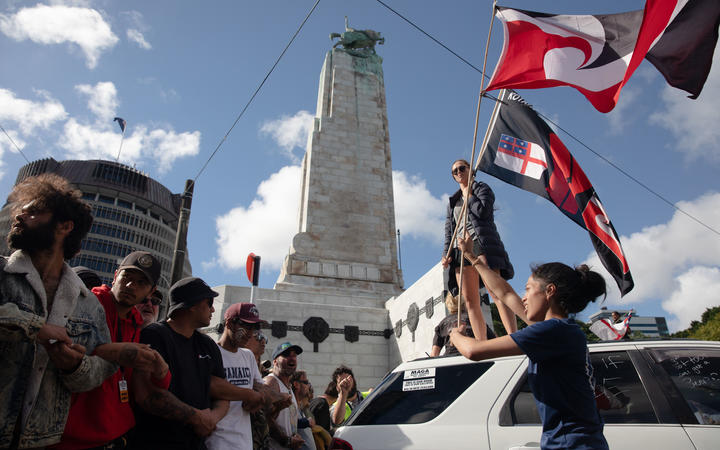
[0,128,26,180]
[59,119,200,174]
[583,192,720,331]
[214,165,302,271]
[649,50,720,162]
[75,82,118,123]
[127,28,151,50]
[0,88,67,134]
[260,110,314,162]
[662,266,720,331]
[0,4,118,69]
[392,170,446,243]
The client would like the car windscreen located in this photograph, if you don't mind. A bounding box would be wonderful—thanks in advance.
[347,361,494,425]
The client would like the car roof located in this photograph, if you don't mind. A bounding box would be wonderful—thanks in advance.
[395,339,720,372]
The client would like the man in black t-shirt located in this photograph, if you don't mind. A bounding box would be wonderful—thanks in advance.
[131,277,225,449]
[132,277,265,450]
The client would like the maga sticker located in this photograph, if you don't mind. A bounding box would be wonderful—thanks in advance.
[402,378,436,391]
[404,368,436,380]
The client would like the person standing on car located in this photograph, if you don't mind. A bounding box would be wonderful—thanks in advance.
[450,235,609,450]
[441,159,516,339]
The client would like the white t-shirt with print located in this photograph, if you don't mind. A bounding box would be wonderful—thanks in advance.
[206,346,262,450]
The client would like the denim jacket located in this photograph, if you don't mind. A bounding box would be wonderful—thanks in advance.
[0,250,116,448]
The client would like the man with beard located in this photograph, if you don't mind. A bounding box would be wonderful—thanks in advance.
[206,303,291,450]
[0,174,116,449]
[136,290,162,329]
[132,277,263,450]
[54,251,170,449]
[265,343,305,449]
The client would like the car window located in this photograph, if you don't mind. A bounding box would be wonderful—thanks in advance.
[507,351,657,425]
[348,362,494,425]
[651,348,720,425]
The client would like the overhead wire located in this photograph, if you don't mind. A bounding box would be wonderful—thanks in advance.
[374,0,720,237]
[0,123,30,163]
[191,0,322,188]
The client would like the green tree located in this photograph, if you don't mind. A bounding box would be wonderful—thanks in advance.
[671,306,720,341]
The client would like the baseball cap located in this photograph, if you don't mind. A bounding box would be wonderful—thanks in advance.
[272,342,303,360]
[118,251,161,286]
[72,266,102,289]
[167,277,218,317]
[224,302,267,324]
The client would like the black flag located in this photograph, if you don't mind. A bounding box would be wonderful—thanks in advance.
[113,117,126,133]
[478,90,634,296]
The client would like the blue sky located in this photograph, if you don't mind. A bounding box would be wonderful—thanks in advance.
[1,0,718,331]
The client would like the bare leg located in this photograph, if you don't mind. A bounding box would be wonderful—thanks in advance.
[482,266,518,335]
[455,265,487,341]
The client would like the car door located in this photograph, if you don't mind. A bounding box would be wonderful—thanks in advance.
[487,347,696,449]
[645,346,720,450]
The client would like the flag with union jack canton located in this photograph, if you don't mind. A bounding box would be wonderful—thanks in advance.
[478,89,634,296]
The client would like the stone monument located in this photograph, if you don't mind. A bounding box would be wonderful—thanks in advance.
[275,21,403,299]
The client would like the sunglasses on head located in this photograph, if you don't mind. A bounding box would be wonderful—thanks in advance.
[452,165,468,176]
[140,296,162,306]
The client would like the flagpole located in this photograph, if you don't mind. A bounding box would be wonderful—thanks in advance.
[456,0,498,326]
[115,127,126,162]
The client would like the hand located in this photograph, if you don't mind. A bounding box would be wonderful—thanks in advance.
[441,254,451,268]
[189,408,217,437]
[457,233,474,258]
[37,323,72,345]
[150,349,169,380]
[117,343,156,371]
[337,374,352,397]
[271,392,292,410]
[242,389,264,413]
[47,342,86,372]
[289,433,305,449]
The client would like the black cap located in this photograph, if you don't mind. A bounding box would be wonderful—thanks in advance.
[73,266,102,289]
[272,342,303,360]
[167,277,218,317]
[118,251,161,286]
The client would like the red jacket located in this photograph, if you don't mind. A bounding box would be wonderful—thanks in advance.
[52,285,170,449]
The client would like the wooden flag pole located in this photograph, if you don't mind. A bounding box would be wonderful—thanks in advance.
[456,0,498,326]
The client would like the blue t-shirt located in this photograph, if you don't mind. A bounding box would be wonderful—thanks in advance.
[511,318,608,450]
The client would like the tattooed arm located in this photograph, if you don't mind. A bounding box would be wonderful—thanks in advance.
[94,342,159,371]
[132,368,218,436]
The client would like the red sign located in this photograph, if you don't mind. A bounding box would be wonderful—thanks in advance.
[246,253,260,286]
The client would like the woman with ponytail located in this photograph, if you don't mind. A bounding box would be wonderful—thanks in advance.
[450,236,609,450]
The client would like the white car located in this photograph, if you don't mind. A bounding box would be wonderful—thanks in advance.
[331,340,720,450]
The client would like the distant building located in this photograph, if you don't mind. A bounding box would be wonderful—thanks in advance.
[588,307,670,337]
[0,158,191,297]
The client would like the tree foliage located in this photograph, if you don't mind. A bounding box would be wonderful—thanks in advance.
[671,306,720,341]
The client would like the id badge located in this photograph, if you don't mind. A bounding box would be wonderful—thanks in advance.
[118,379,129,403]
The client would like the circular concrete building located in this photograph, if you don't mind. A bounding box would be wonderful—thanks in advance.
[0,158,191,294]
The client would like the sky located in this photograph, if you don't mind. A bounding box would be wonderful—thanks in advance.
[1,0,718,332]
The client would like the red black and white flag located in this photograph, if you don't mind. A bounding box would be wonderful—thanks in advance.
[477,89,634,296]
[486,0,720,112]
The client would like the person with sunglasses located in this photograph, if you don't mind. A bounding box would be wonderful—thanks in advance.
[136,289,162,329]
[207,303,291,450]
[442,159,516,340]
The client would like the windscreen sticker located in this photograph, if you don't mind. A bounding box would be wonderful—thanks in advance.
[402,378,436,391]
[404,368,436,380]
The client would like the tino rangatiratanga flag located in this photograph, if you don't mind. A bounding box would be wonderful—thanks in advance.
[477,89,634,296]
[486,0,720,112]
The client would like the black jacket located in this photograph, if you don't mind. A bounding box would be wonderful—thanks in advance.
[444,180,514,280]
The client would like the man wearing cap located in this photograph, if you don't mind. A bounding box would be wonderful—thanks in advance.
[132,277,263,450]
[54,251,170,450]
[207,303,290,450]
[265,342,305,449]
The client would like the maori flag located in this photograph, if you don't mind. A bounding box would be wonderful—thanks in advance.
[486,0,720,112]
[477,89,634,296]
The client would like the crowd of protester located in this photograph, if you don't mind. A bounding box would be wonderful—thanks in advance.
[0,174,371,450]
[2,171,612,449]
